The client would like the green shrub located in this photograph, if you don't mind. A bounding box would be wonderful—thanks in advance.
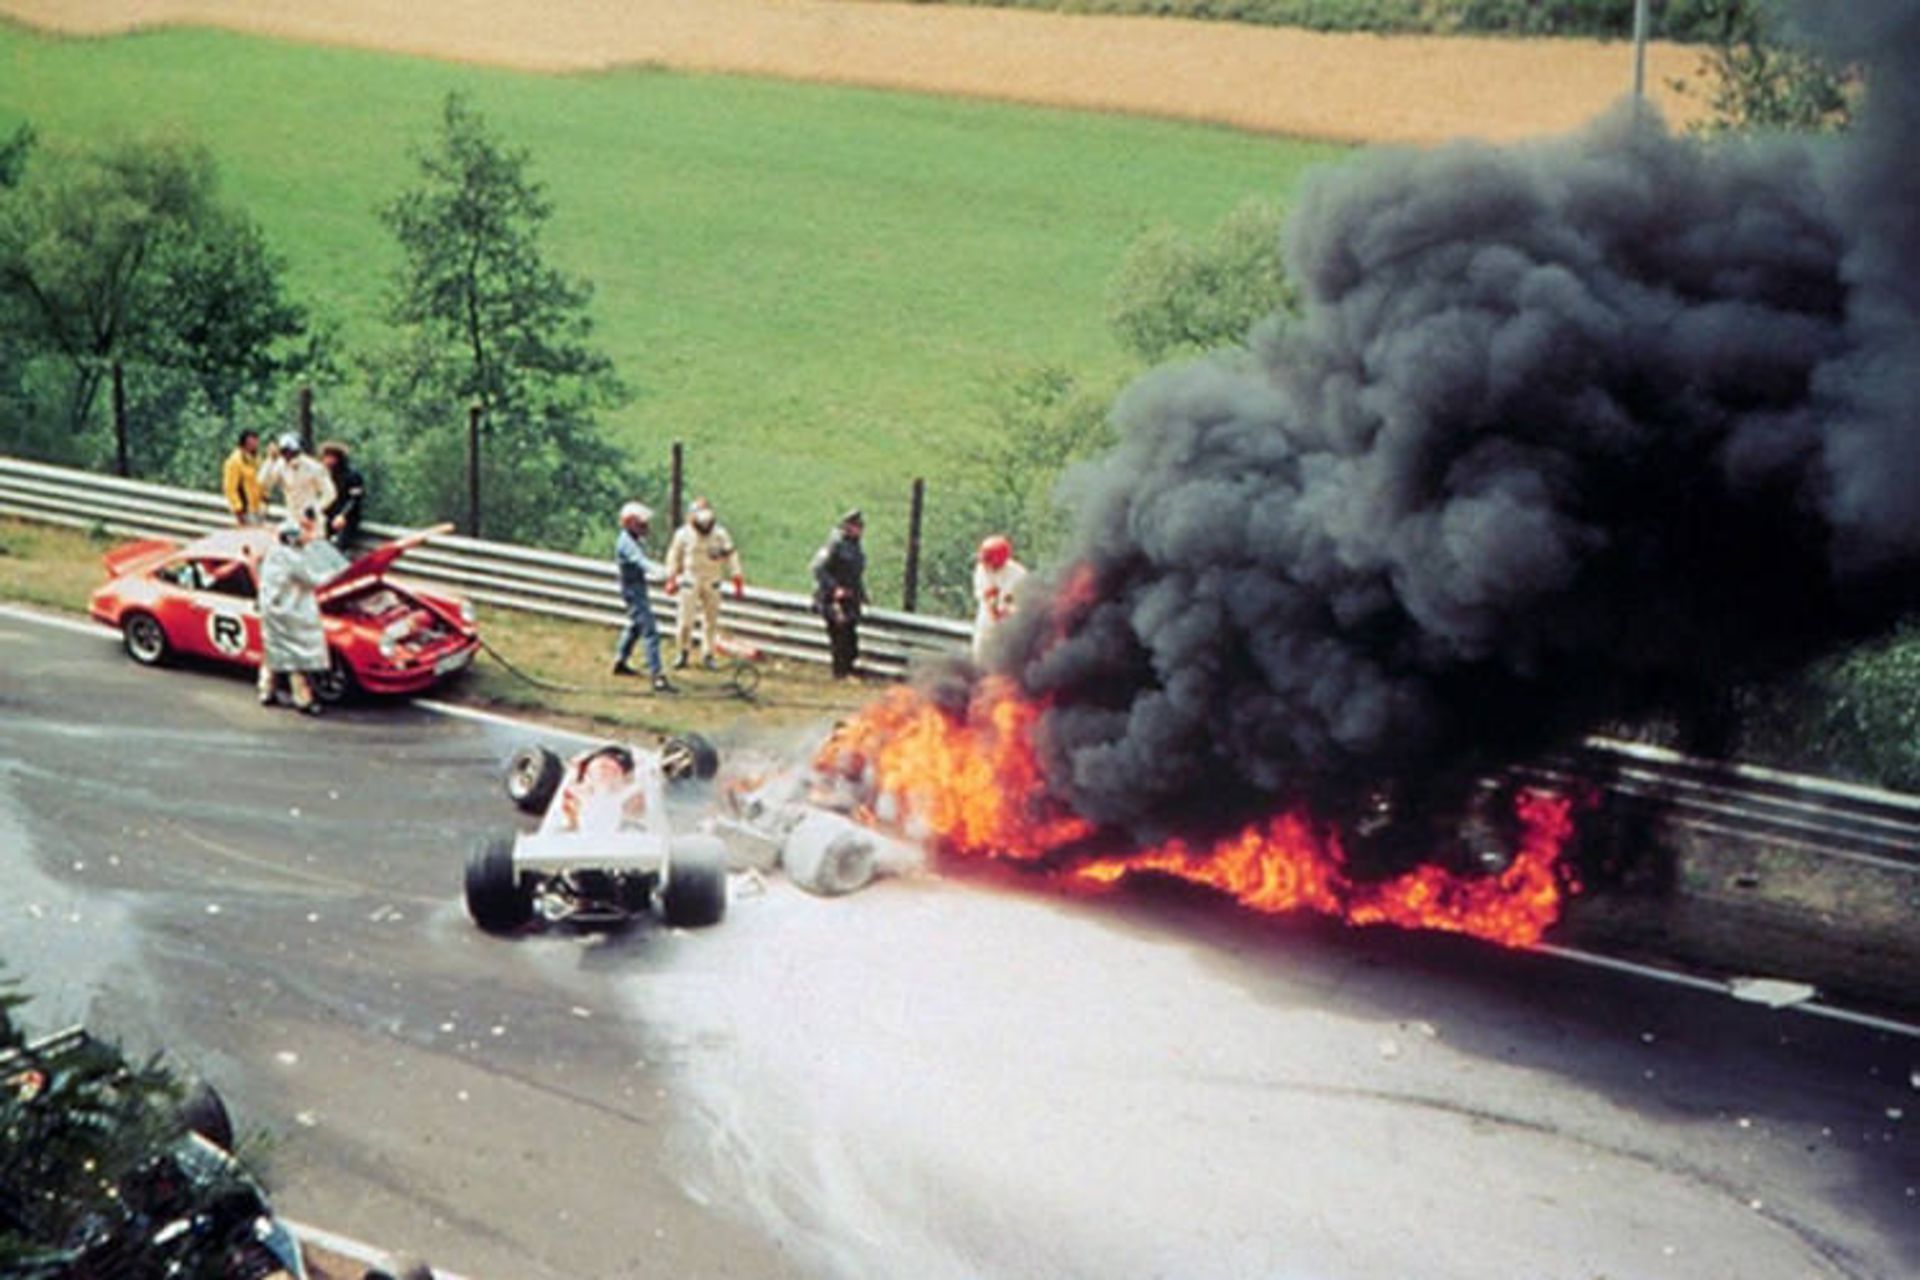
[1733,622,1920,792]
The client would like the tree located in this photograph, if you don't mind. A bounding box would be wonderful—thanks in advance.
[372,92,631,545]
[1107,197,1297,365]
[1674,0,1853,134]
[0,134,312,471]
[921,364,1116,615]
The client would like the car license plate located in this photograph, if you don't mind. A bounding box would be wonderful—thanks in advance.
[434,649,473,675]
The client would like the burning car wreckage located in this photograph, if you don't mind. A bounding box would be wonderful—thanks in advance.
[464,688,1573,955]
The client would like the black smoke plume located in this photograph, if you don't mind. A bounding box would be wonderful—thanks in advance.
[1000,1,1920,838]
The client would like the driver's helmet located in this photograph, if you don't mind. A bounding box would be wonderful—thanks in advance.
[578,744,635,779]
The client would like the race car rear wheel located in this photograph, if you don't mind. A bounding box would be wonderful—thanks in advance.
[180,1080,235,1151]
[660,835,728,928]
[660,733,720,785]
[504,745,564,814]
[122,612,170,666]
[465,835,533,934]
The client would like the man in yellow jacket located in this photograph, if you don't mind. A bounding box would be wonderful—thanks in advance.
[664,497,745,670]
[221,429,265,525]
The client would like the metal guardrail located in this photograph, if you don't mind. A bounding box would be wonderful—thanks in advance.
[1555,737,1920,873]
[0,453,968,678]
[4,453,1916,863]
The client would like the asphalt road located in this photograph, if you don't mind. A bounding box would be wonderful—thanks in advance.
[1,603,1915,1280]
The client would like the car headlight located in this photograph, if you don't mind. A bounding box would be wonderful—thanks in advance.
[459,598,477,627]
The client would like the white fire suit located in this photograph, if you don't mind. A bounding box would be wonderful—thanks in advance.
[664,520,744,664]
[971,557,1028,662]
[258,453,336,538]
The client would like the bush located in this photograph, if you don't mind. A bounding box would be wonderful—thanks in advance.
[1108,198,1295,365]
[1733,622,1920,792]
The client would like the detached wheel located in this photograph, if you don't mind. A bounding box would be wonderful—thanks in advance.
[465,834,533,934]
[504,746,564,813]
[122,612,170,666]
[660,835,728,928]
[310,651,357,705]
[660,733,719,785]
[180,1080,234,1151]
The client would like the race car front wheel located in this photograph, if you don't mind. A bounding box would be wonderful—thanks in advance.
[465,835,533,934]
[122,612,170,666]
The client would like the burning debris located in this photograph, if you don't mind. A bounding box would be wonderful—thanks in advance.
[714,743,927,897]
[807,677,1575,946]
[809,1,1920,946]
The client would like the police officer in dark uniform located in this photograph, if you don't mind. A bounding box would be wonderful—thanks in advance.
[810,509,867,679]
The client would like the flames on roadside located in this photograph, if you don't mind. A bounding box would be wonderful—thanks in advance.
[817,676,1577,949]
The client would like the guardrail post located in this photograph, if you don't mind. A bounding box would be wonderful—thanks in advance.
[467,403,484,538]
[111,360,130,477]
[904,476,925,612]
[670,441,684,532]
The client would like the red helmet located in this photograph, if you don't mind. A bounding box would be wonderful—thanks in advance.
[978,535,1013,569]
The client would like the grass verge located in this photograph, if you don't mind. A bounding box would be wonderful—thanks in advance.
[0,516,871,741]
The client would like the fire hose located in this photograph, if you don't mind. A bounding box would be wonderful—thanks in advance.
[472,634,764,702]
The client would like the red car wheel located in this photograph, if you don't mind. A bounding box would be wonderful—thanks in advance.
[121,612,170,666]
[311,651,357,704]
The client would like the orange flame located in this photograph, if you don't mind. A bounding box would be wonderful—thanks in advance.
[820,680,1578,948]
[821,676,1094,860]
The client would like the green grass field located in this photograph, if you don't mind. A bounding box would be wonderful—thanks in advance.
[0,20,1345,593]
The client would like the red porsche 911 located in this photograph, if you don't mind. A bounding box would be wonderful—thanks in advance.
[87,525,479,702]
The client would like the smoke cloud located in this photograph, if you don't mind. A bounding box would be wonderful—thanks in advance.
[1001,1,1920,836]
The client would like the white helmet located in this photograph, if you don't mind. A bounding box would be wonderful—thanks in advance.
[619,501,652,527]
[276,432,303,454]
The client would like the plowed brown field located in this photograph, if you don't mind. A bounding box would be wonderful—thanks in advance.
[0,0,1709,143]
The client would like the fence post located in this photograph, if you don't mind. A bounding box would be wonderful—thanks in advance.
[111,360,130,478]
[467,403,483,538]
[904,476,925,612]
[297,384,313,448]
[669,441,684,532]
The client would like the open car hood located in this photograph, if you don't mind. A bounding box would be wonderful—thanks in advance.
[321,522,454,597]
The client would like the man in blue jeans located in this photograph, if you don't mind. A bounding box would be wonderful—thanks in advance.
[611,501,674,693]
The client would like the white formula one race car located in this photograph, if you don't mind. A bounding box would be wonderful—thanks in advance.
[464,734,731,934]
